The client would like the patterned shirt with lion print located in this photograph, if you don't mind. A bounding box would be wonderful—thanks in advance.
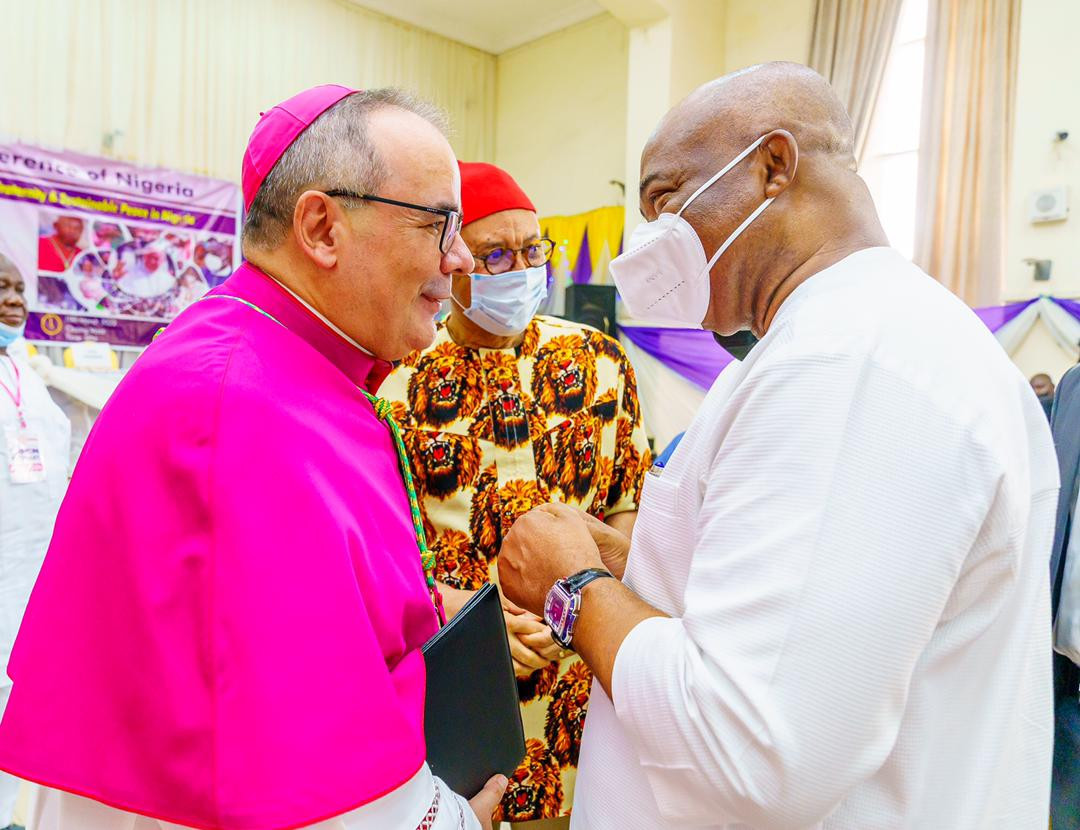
[381,315,651,823]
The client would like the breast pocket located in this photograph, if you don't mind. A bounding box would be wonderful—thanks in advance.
[639,468,681,518]
[623,470,694,613]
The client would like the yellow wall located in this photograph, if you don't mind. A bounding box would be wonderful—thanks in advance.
[0,0,814,213]
[1001,0,1080,381]
[622,15,675,235]
[0,0,496,183]
[1005,0,1080,302]
[618,0,814,235]
[667,1,729,102]
[492,0,815,221]
[1011,317,1075,384]
[494,13,629,217]
[721,0,815,73]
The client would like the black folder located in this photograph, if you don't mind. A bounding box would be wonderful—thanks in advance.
[422,582,526,797]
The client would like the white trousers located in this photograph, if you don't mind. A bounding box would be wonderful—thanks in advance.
[0,770,17,827]
[27,765,478,830]
[0,683,20,826]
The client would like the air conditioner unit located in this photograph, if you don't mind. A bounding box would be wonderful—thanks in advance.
[1030,187,1069,223]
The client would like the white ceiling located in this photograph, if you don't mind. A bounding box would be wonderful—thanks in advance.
[346,0,607,54]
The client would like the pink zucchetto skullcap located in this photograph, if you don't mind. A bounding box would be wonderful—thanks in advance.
[241,84,359,210]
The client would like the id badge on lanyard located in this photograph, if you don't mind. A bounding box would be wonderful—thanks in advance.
[5,422,46,484]
[0,356,47,483]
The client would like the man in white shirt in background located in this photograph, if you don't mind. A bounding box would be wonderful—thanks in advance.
[498,62,1056,829]
[0,252,71,830]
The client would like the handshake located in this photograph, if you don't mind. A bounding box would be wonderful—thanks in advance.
[455,504,633,829]
[439,504,631,679]
[502,505,631,677]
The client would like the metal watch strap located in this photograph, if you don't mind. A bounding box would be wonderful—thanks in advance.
[564,567,614,593]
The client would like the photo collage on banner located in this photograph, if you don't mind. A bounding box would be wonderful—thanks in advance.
[0,143,240,348]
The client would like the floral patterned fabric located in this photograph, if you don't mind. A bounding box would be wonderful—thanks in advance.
[382,315,651,822]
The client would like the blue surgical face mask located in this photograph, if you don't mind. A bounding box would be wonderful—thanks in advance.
[0,320,25,348]
[452,265,548,336]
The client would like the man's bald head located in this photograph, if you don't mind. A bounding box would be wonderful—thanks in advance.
[641,62,855,208]
[1030,373,1055,398]
[634,61,886,336]
[684,63,853,156]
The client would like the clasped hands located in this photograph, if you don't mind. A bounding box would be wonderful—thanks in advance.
[498,504,630,660]
[438,505,629,678]
[452,505,633,827]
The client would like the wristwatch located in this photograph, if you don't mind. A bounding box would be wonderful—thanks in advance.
[544,567,615,649]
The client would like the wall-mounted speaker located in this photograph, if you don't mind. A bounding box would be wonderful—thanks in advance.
[563,284,616,337]
[1030,187,1068,223]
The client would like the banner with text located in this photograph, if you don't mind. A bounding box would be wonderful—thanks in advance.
[0,142,240,347]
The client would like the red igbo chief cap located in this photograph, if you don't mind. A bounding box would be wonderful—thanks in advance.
[242,84,359,211]
[458,161,536,227]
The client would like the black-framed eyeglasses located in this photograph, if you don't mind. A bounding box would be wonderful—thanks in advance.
[474,238,555,274]
[323,189,462,255]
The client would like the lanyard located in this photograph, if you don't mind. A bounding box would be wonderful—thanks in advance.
[365,390,445,625]
[0,356,25,428]
[191,293,446,626]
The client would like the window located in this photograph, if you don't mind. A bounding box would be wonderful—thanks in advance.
[858,0,929,260]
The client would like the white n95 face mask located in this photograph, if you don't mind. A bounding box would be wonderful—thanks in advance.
[452,265,548,336]
[610,134,784,327]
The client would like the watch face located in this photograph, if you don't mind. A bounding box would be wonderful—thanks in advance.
[545,585,571,628]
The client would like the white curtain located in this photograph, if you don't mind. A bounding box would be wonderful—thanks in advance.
[620,333,707,454]
[808,0,905,161]
[913,0,1021,307]
[0,0,497,183]
[993,298,1080,358]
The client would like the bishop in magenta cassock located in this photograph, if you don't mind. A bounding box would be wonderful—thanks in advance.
[0,86,505,830]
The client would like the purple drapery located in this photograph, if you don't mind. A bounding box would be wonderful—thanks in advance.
[620,326,733,390]
[620,296,1080,392]
[571,229,592,284]
[1053,297,1080,321]
[973,298,1036,332]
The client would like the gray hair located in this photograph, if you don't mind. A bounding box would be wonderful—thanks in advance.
[242,88,449,250]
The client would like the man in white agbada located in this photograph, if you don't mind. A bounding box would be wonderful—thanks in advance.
[0,253,71,830]
[498,62,1057,829]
